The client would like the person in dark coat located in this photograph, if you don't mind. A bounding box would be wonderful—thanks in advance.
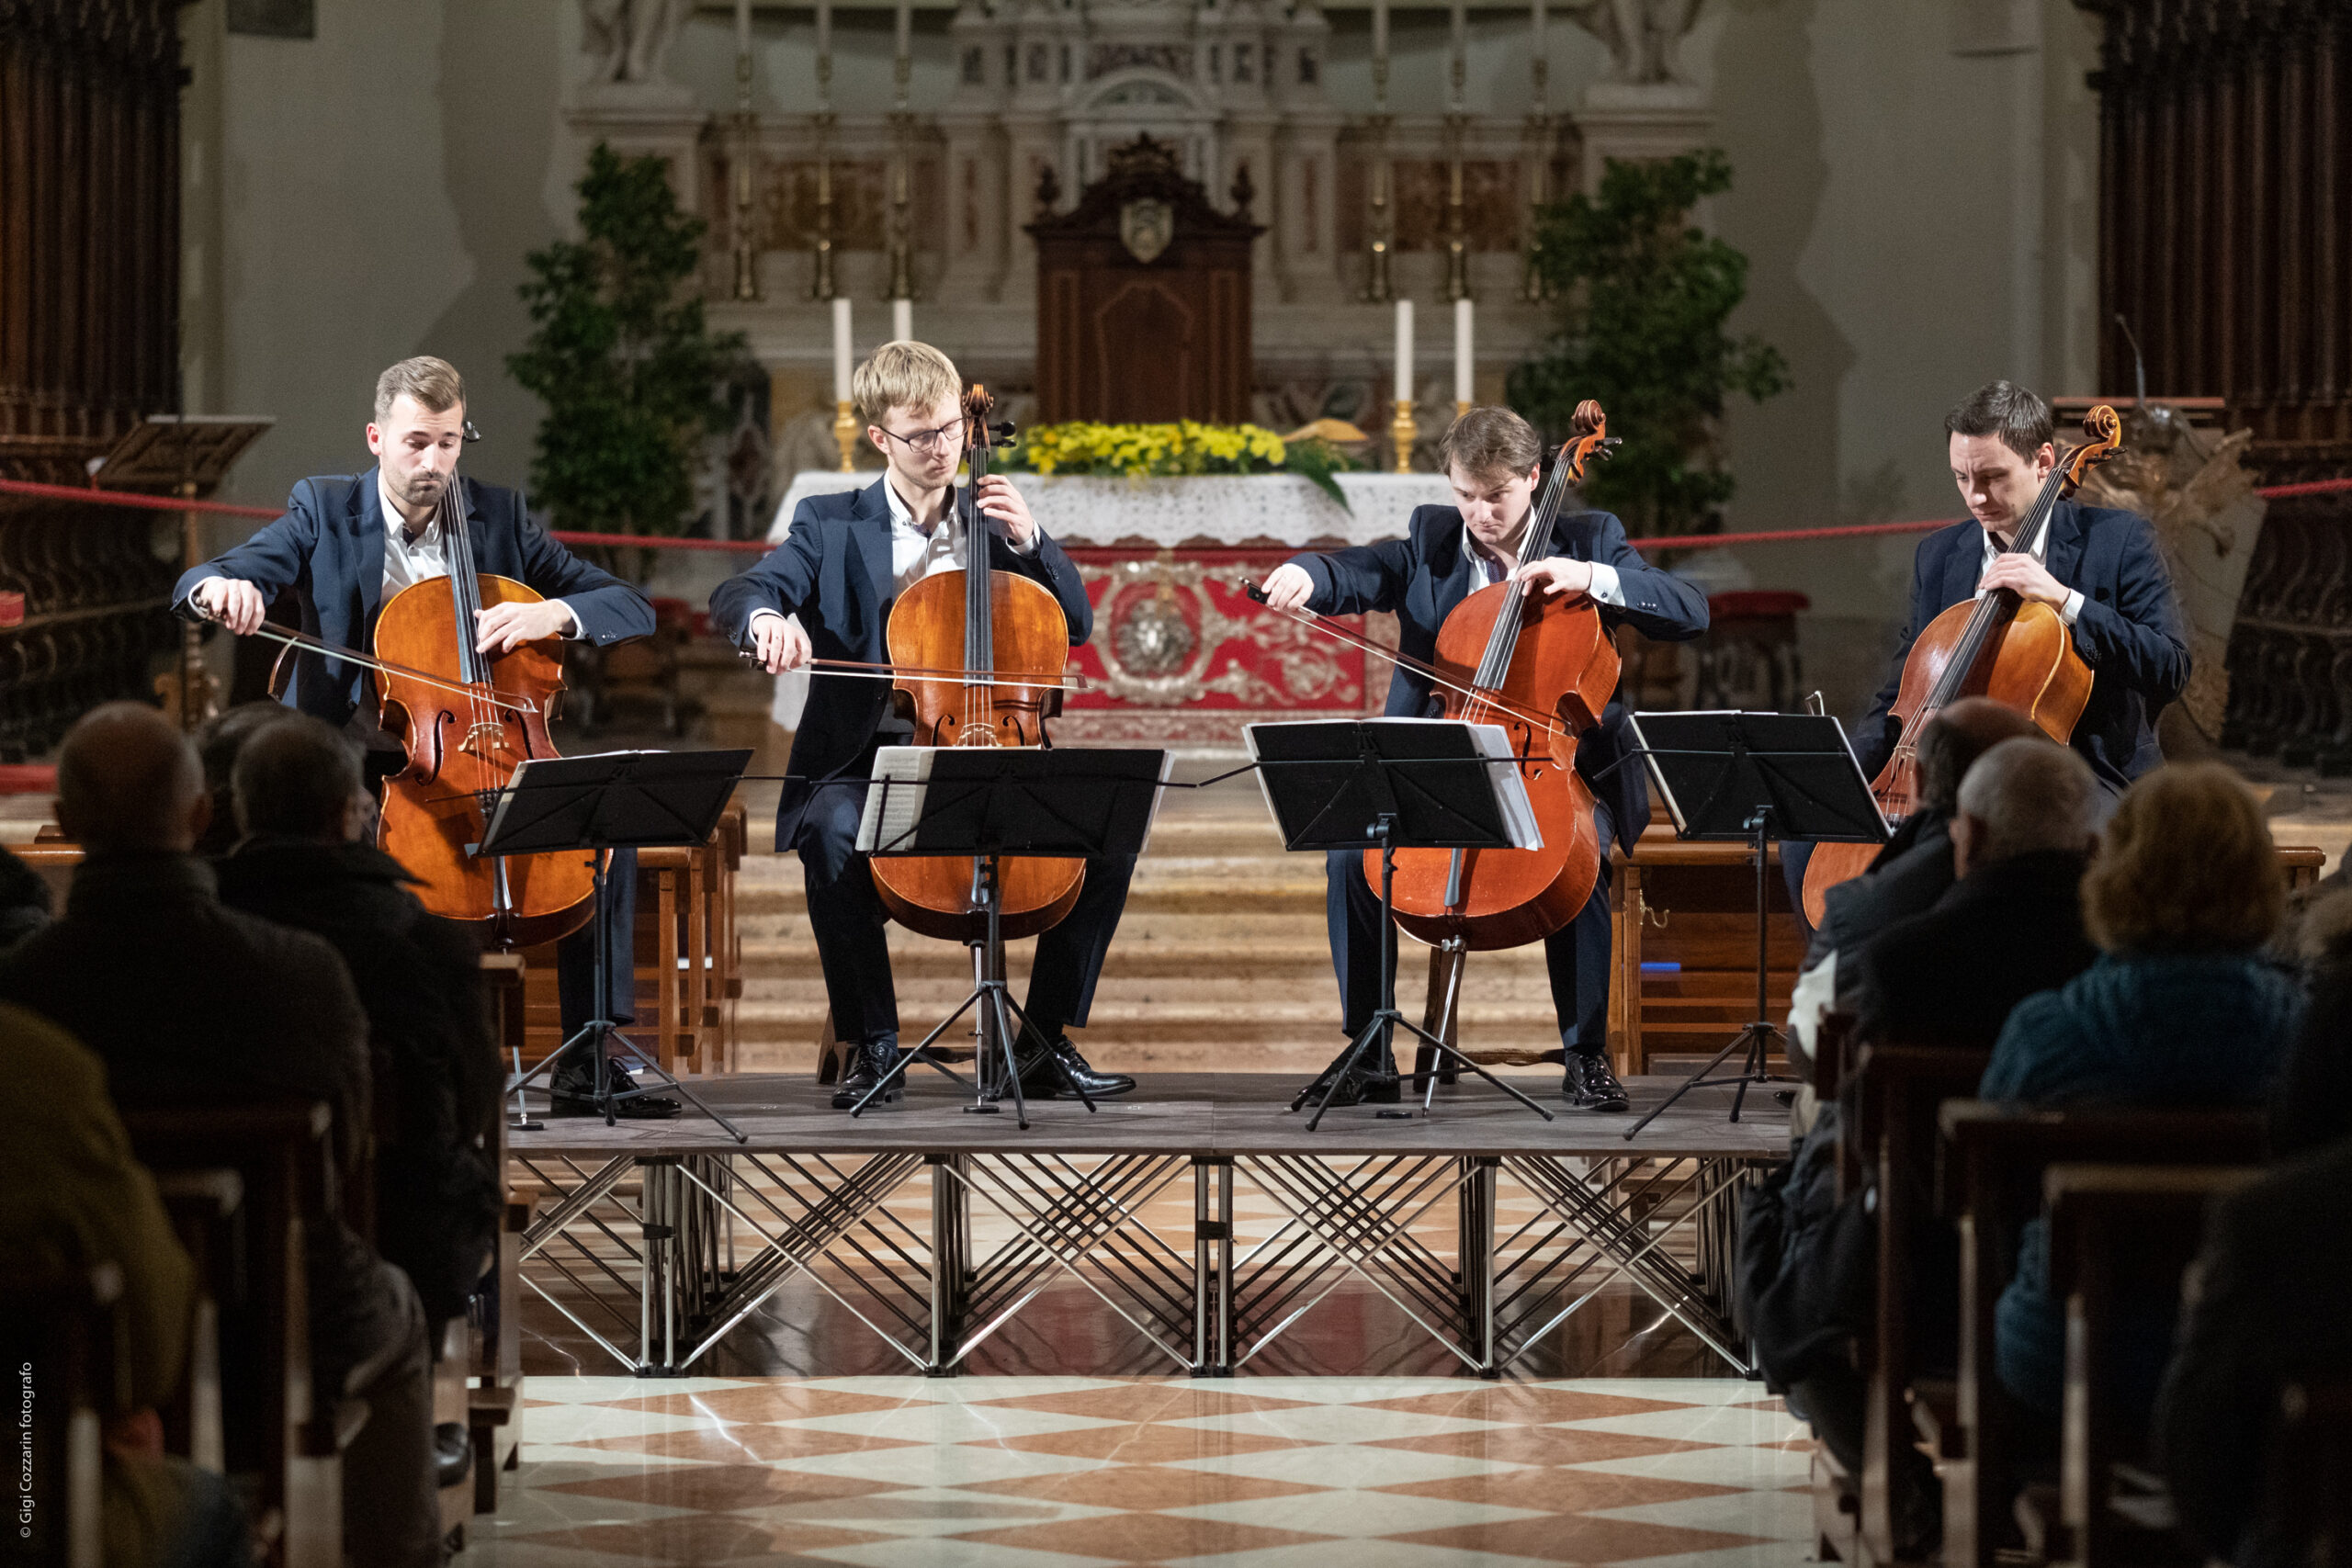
[2155,1139,2352,1568]
[173,355,671,1118]
[1783,697,2041,1080]
[1983,762,2301,1427]
[1849,737,2105,1051]
[1783,379,2189,940]
[709,341,1136,1110]
[214,715,502,1337]
[0,703,440,1568]
[1259,405,1710,1110]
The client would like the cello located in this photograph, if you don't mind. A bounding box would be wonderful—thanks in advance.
[868,385,1087,942]
[226,475,596,949]
[1798,402,2122,927]
[1250,400,1623,951]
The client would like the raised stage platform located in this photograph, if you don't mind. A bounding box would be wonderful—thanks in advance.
[508,1072,1785,1384]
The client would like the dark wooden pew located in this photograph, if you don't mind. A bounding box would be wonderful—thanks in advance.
[2041,1162,2256,1568]
[120,1100,352,1568]
[0,1264,121,1568]
[1839,1043,1990,1566]
[1931,1103,2267,1568]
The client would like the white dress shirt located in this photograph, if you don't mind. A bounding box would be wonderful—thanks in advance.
[379,472,578,636]
[751,480,1040,644]
[1468,526,1628,606]
[1977,524,2084,626]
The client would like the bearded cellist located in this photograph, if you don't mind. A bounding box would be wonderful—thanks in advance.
[1259,405,1710,1111]
[1780,381,2188,943]
[171,355,673,1118]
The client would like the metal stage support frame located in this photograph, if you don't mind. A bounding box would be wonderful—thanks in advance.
[507,1076,1775,1379]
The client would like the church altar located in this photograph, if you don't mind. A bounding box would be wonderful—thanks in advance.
[767,470,1451,744]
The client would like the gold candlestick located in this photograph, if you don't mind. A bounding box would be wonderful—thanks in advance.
[833,399,859,473]
[1391,398,1417,475]
[1455,399,1471,421]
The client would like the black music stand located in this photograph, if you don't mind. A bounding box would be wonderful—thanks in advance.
[1617,711,1885,1140]
[487,748,754,1143]
[847,747,1169,1130]
[1247,718,1557,1132]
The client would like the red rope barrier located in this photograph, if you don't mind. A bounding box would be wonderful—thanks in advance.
[8,471,2351,556]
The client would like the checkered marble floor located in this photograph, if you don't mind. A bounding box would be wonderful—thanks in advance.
[457,1375,1816,1567]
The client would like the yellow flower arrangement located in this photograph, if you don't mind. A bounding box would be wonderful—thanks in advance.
[1008,421,1289,479]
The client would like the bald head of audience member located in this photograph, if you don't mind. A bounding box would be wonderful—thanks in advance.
[1951,737,2101,879]
[232,715,366,844]
[56,703,209,855]
[1915,697,2044,818]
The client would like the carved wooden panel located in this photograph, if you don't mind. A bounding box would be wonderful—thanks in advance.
[2080,0,2352,762]
[0,2,188,757]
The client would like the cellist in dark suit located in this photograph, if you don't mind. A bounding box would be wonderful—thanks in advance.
[1261,406,1710,1111]
[1781,380,2190,938]
[708,341,1138,1111]
[173,355,672,1117]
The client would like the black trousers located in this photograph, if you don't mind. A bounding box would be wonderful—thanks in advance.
[356,738,634,1040]
[1325,798,1614,1059]
[797,776,1135,1046]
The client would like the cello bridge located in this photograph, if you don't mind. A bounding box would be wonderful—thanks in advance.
[458,721,507,758]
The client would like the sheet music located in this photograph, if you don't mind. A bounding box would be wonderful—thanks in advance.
[1242,718,1543,852]
[854,747,1174,857]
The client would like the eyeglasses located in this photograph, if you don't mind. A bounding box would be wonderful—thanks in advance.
[875,419,966,456]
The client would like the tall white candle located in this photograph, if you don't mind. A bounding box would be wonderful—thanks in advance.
[1394,298,1414,408]
[1530,0,1546,108]
[1449,0,1466,108]
[816,0,832,106]
[895,1,911,67]
[735,0,751,57]
[892,298,912,343]
[1454,298,1475,406]
[832,297,854,404]
[1372,0,1388,83]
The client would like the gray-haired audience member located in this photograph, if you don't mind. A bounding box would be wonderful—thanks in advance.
[0,703,443,1568]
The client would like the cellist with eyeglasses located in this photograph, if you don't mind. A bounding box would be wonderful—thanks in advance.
[1258,405,1710,1111]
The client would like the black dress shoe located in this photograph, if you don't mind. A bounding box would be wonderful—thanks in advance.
[1563,1052,1630,1112]
[551,1056,683,1119]
[434,1421,471,1489]
[1293,1045,1401,1111]
[1013,1031,1136,1100]
[832,1038,904,1111]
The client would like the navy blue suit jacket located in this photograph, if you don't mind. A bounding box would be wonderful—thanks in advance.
[172,470,654,729]
[707,478,1094,851]
[1289,504,1710,856]
[1853,500,2188,795]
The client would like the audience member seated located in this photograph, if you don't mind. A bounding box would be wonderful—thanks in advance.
[1753,732,2102,1556]
[1784,698,2041,1079]
[0,1001,251,1568]
[2154,1138,2352,1568]
[217,716,502,1337]
[191,702,295,859]
[0,840,51,949]
[1848,737,2103,1050]
[1983,761,2301,1427]
[0,703,442,1568]
[2267,887,2352,1156]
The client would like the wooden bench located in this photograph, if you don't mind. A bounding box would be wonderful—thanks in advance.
[121,1100,353,1568]
[1839,1043,1991,1565]
[2040,1163,2256,1568]
[1,1264,121,1568]
[1932,1103,2267,1568]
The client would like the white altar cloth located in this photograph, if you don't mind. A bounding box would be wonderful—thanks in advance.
[768,470,1451,547]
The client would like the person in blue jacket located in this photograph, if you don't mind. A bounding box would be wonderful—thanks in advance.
[1784,379,2190,938]
[1258,405,1711,1110]
[174,355,672,1118]
[709,341,1137,1111]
